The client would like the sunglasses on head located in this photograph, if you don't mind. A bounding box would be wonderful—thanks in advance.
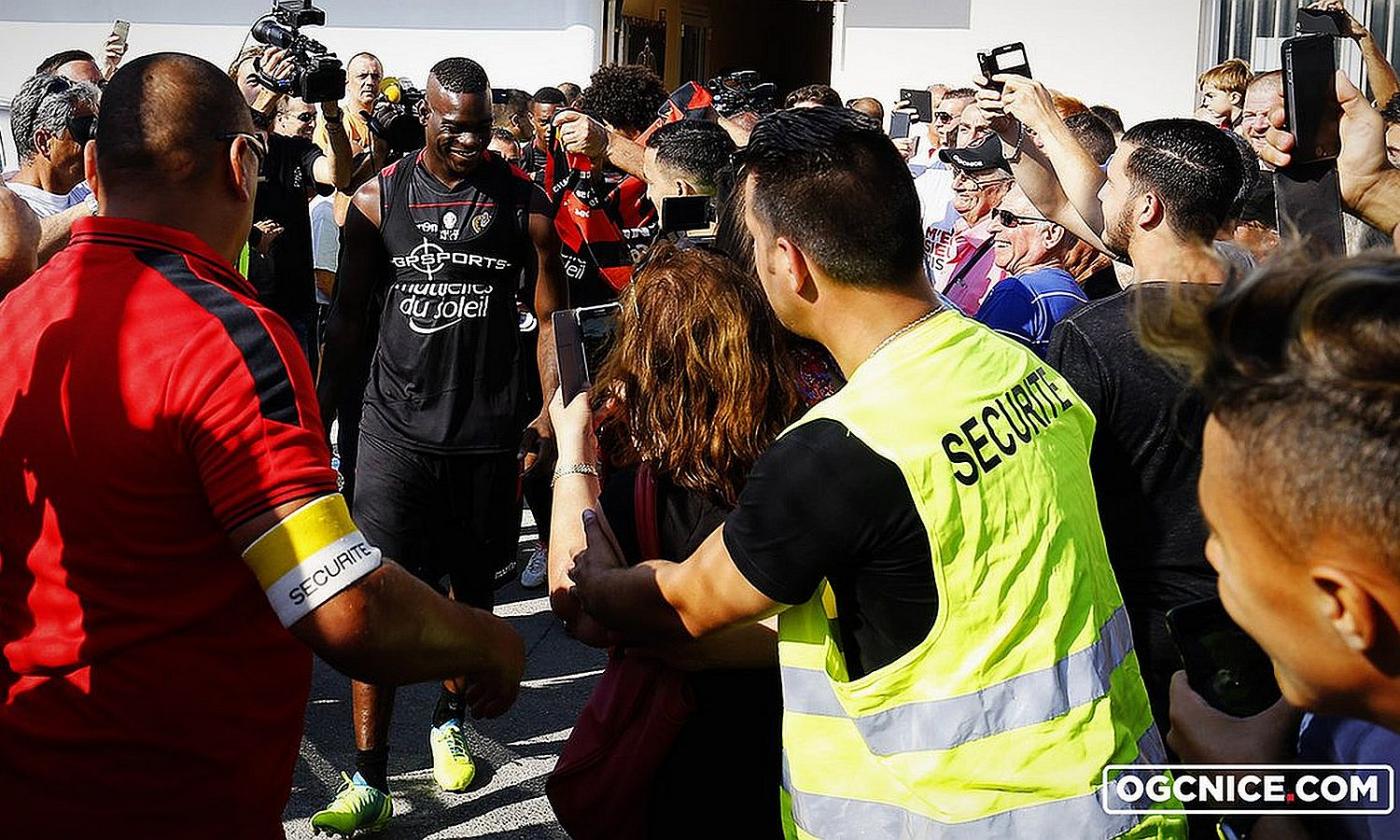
[992,208,1054,228]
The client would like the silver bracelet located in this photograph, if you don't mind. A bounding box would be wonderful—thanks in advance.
[552,462,601,486]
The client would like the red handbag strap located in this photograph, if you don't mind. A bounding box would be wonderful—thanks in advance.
[633,462,662,561]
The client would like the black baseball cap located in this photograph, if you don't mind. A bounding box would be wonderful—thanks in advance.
[937,137,1012,174]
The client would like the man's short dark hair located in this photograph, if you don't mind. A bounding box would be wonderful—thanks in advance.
[1121,118,1244,245]
[1382,93,1400,126]
[1091,105,1125,136]
[785,84,843,109]
[36,50,96,75]
[941,87,977,103]
[532,86,567,106]
[1063,111,1117,165]
[491,127,518,143]
[650,120,736,193]
[96,53,253,190]
[742,106,923,287]
[1223,129,1262,220]
[558,82,581,105]
[429,57,490,94]
[576,65,668,134]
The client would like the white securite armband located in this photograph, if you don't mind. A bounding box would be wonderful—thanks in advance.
[242,494,383,627]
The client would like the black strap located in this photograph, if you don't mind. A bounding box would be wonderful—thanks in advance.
[944,236,996,292]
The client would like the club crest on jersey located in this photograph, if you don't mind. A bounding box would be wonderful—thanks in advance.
[470,208,493,235]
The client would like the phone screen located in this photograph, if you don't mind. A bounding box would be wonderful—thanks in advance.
[889,111,913,140]
[577,304,620,384]
[1284,34,1342,164]
[660,195,714,233]
[1166,597,1282,717]
[991,44,1032,78]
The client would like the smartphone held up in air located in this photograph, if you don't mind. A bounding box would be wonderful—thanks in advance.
[553,303,622,405]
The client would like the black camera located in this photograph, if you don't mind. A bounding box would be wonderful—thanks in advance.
[705,71,778,118]
[250,0,346,103]
[366,77,427,157]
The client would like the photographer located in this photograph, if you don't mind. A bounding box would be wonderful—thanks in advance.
[229,45,352,364]
[314,52,388,224]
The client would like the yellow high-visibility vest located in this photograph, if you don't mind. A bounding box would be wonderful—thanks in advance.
[777,310,1184,839]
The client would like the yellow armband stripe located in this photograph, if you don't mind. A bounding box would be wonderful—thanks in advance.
[243,494,382,626]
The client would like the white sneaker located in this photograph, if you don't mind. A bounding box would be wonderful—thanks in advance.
[519,544,547,588]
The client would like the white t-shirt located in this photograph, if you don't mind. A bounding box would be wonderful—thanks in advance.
[309,194,339,306]
[4,179,91,219]
[910,160,957,284]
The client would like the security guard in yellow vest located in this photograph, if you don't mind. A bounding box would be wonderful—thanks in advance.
[553,107,1185,838]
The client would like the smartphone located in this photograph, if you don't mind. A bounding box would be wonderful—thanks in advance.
[978,42,1032,90]
[899,88,933,123]
[1166,597,1282,717]
[491,87,511,106]
[1296,7,1347,36]
[889,110,913,140]
[1282,34,1342,164]
[111,19,131,47]
[659,194,716,233]
[553,303,621,405]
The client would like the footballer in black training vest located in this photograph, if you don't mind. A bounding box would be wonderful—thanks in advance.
[314,57,565,819]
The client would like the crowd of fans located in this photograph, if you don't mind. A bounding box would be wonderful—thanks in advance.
[2,1,1400,838]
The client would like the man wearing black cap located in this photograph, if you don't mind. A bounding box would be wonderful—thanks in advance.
[927,138,1012,314]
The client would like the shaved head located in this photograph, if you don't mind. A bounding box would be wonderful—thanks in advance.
[96,53,252,192]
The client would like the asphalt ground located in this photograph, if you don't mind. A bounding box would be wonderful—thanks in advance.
[281,508,605,839]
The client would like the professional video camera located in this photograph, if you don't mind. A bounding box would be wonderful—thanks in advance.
[366,77,427,156]
[704,71,778,117]
[250,0,346,103]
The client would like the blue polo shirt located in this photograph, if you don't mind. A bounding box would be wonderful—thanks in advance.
[975,266,1087,358]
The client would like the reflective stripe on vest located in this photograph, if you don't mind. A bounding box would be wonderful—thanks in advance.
[782,729,1170,839]
[781,604,1135,755]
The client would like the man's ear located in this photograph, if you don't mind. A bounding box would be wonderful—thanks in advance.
[416,99,430,127]
[229,139,256,204]
[775,235,816,301]
[1139,192,1164,231]
[84,140,102,204]
[1229,91,1244,107]
[33,128,54,162]
[1313,566,1379,654]
[676,180,696,197]
[1043,223,1066,251]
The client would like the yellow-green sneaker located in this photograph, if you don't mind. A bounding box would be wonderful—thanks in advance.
[429,720,476,792]
[310,772,391,837]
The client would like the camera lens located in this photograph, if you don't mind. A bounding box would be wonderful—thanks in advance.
[251,18,297,49]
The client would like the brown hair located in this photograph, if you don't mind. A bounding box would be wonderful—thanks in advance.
[1198,58,1253,97]
[1137,251,1400,564]
[593,243,802,506]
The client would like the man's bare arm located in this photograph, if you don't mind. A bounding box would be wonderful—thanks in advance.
[34,203,87,266]
[230,498,525,715]
[316,181,384,430]
[312,103,354,190]
[0,185,40,295]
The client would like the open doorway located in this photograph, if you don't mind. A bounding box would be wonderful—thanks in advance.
[611,0,834,97]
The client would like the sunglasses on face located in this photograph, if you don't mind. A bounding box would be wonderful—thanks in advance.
[66,114,96,144]
[933,111,956,124]
[992,208,1054,227]
[215,131,269,167]
[290,111,316,124]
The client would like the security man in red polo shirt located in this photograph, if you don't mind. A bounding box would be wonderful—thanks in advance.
[0,53,525,838]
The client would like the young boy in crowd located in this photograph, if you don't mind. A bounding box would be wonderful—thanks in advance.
[1197,58,1252,130]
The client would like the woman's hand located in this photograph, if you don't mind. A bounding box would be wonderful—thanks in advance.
[547,386,598,467]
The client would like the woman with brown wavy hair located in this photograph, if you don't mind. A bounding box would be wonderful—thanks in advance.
[549,242,799,838]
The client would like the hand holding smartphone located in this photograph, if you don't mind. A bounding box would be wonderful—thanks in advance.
[1166,597,1282,717]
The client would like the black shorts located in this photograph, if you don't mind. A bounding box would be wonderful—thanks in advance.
[352,431,521,610]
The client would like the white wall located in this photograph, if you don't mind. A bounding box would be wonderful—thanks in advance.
[0,1,604,165]
[830,0,1206,131]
